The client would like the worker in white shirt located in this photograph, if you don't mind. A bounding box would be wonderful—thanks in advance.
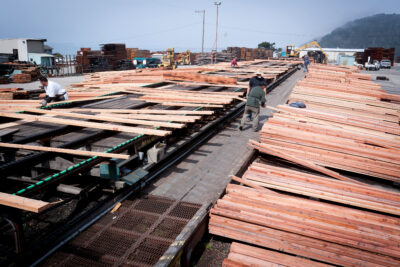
[39,77,69,107]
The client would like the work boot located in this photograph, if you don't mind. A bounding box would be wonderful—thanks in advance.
[239,126,243,131]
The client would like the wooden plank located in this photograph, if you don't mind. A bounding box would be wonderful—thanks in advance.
[229,242,330,267]
[248,140,362,184]
[101,113,201,123]
[0,142,129,159]
[142,101,224,108]
[54,108,214,115]
[163,72,237,85]
[139,95,232,104]
[0,112,170,136]
[0,192,51,213]
[21,108,185,129]
[169,81,245,88]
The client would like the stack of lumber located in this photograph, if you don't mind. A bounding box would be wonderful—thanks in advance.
[223,242,329,267]
[195,52,234,65]
[71,60,298,88]
[362,47,395,65]
[0,76,9,84]
[22,66,41,81]
[126,48,151,60]
[210,182,400,266]
[0,88,28,100]
[12,73,32,83]
[211,63,400,266]
[162,71,237,85]
[243,161,400,215]
[101,43,127,68]
[249,64,400,182]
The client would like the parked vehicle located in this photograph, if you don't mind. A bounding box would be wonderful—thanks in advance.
[380,59,391,69]
[133,58,161,69]
[353,62,363,69]
[365,60,380,71]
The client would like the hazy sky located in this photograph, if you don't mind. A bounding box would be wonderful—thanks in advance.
[1,0,400,54]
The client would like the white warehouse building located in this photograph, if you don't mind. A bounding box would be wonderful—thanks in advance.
[0,38,54,66]
[298,48,364,64]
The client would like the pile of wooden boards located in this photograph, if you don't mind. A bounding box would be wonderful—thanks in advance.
[12,73,32,83]
[223,242,329,267]
[252,64,400,182]
[126,48,151,60]
[11,66,41,83]
[211,180,400,266]
[211,63,400,266]
[70,60,298,88]
[0,88,29,100]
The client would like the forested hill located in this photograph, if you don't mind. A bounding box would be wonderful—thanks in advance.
[319,14,400,57]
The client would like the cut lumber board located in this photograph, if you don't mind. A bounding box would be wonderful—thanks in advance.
[21,108,185,129]
[0,112,170,136]
[100,113,201,122]
[169,81,245,88]
[163,72,237,85]
[0,192,51,213]
[54,108,214,115]
[243,162,400,215]
[139,95,232,104]
[0,142,129,159]
[228,242,331,267]
[248,140,361,184]
[142,101,224,108]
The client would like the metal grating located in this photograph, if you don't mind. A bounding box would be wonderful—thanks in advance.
[127,237,171,266]
[151,218,187,239]
[113,210,158,233]
[41,195,201,266]
[169,202,200,219]
[86,229,137,258]
[134,197,172,214]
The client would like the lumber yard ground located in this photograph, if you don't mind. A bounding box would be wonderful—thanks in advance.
[1,61,399,266]
[0,59,303,266]
[361,64,400,95]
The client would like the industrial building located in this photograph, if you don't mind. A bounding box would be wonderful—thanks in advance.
[298,47,364,64]
[0,38,54,66]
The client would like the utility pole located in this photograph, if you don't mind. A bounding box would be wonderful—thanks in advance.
[195,10,205,54]
[214,2,221,53]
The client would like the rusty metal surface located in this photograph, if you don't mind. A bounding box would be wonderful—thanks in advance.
[41,195,200,267]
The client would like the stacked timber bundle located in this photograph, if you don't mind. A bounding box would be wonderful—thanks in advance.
[12,73,32,83]
[252,64,400,182]
[223,243,328,267]
[126,48,139,60]
[211,179,400,266]
[22,66,41,81]
[195,52,234,65]
[0,88,29,100]
[363,47,395,64]
[210,63,400,266]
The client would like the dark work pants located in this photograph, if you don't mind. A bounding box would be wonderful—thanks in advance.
[240,105,260,130]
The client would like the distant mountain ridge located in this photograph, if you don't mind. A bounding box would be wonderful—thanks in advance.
[319,14,400,57]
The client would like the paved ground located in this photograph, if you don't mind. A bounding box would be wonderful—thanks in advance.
[361,64,400,95]
[0,75,84,90]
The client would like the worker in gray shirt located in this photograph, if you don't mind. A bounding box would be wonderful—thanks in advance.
[239,85,266,132]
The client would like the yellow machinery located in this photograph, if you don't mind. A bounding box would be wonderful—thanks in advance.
[177,50,191,65]
[286,41,327,63]
[159,48,177,69]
